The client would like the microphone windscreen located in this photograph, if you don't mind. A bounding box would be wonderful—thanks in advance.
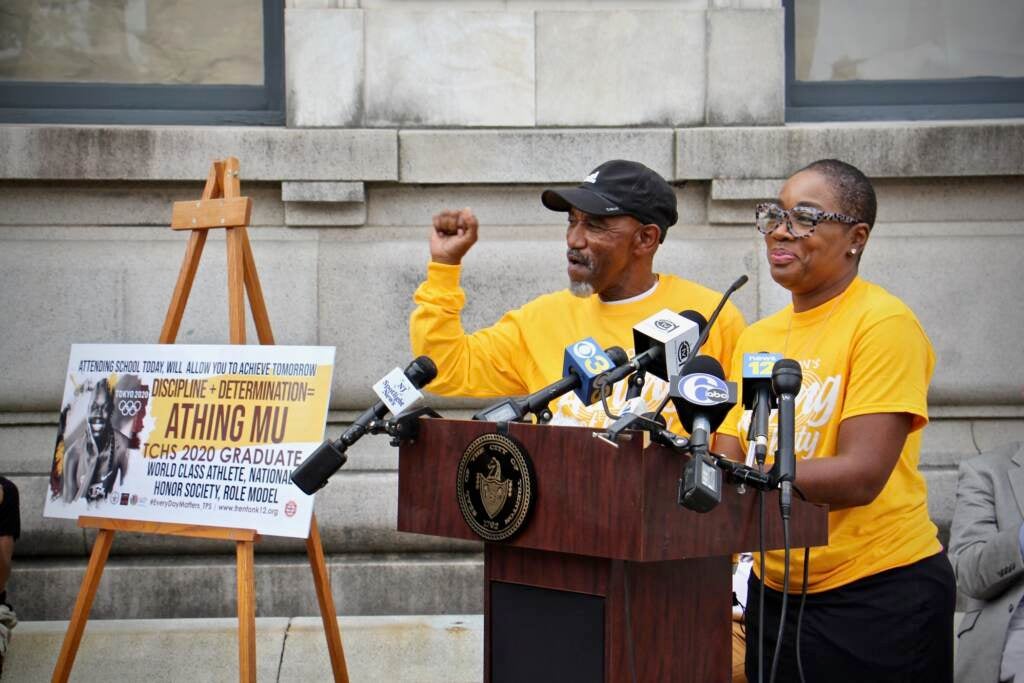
[771,358,802,396]
[605,346,629,367]
[678,309,709,334]
[405,356,438,388]
[682,354,725,380]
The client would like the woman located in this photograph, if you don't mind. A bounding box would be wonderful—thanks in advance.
[715,159,955,682]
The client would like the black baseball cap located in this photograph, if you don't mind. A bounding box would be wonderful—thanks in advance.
[541,159,679,242]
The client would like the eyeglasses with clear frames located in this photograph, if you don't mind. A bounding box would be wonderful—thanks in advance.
[755,202,862,239]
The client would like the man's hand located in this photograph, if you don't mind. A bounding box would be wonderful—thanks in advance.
[431,208,479,265]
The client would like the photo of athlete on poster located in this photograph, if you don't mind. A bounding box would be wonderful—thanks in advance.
[49,374,148,506]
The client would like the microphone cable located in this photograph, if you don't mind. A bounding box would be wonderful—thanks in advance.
[598,381,621,421]
[768,510,790,683]
[792,484,810,683]
[756,457,766,683]
[767,484,811,683]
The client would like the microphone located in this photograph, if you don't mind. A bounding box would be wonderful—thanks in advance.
[291,356,437,494]
[669,355,738,513]
[770,359,802,518]
[473,341,629,423]
[682,274,748,373]
[566,339,630,405]
[670,355,737,437]
[594,309,704,393]
[741,352,782,467]
[625,310,707,400]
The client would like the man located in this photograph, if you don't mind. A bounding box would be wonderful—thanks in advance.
[0,477,19,676]
[409,159,745,432]
[62,378,130,504]
[949,441,1024,682]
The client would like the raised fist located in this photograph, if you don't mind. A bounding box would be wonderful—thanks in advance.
[430,208,479,266]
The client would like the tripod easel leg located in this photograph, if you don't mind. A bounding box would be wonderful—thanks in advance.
[159,229,208,344]
[240,227,274,345]
[226,227,247,345]
[52,529,115,683]
[306,514,350,682]
[236,539,257,683]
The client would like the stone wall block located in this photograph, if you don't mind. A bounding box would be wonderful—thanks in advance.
[286,9,364,127]
[711,0,777,7]
[920,419,978,468]
[125,233,319,344]
[282,181,365,203]
[367,185,558,226]
[399,129,675,183]
[0,126,399,181]
[875,177,1024,223]
[367,182,707,227]
[925,469,958,540]
[706,9,784,125]
[709,176,1024,225]
[318,237,567,406]
[7,476,85,557]
[748,233,1024,405]
[711,178,784,201]
[364,11,534,127]
[654,237,760,322]
[284,201,367,226]
[709,199,765,225]
[0,232,318,410]
[859,235,1024,405]
[971,421,1024,454]
[0,424,64,475]
[536,11,706,126]
[0,240,125,410]
[676,122,1024,180]
[0,183,284,227]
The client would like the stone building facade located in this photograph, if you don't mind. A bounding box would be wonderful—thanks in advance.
[1,0,1022,619]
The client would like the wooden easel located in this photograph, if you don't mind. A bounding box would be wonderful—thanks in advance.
[52,158,349,683]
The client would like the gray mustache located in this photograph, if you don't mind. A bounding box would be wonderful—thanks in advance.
[567,249,591,267]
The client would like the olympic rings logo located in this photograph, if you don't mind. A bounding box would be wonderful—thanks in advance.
[118,400,143,417]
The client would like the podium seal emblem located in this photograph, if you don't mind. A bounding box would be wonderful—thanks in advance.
[456,432,536,541]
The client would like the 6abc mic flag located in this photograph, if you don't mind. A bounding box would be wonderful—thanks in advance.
[632,309,701,380]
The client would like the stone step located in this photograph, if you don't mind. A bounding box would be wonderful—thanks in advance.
[9,553,483,621]
[5,615,483,683]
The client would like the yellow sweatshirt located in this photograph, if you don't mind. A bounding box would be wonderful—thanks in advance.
[410,262,746,433]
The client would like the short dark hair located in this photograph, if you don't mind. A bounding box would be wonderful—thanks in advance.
[798,159,877,230]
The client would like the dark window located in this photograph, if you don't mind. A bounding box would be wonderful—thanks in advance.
[785,0,1024,122]
[0,0,284,125]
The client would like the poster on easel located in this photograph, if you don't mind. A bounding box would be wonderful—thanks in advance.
[44,343,335,538]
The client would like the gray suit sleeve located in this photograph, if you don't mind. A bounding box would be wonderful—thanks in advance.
[949,457,1024,600]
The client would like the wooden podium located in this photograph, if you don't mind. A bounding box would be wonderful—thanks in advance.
[397,418,828,683]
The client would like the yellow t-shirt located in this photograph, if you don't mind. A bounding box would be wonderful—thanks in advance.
[718,277,939,593]
[410,261,746,433]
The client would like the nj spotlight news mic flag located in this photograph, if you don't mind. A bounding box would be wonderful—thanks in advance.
[291,356,437,494]
[44,344,335,538]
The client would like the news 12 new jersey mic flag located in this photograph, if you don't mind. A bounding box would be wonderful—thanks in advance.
[44,344,335,538]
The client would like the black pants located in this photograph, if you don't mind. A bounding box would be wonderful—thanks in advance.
[744,552,955,683]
